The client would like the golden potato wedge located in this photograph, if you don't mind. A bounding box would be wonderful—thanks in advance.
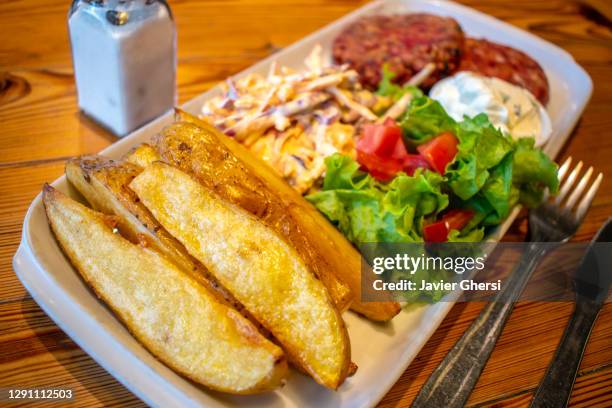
[162,113,355,313]
[130,163,352,389]
[153,118,356,313]
[66,158,149,243]
[65,156,193,271]
[43,185,287,394]
[65,156,259,325]
[123,143,160,168]
[162,112,400,321]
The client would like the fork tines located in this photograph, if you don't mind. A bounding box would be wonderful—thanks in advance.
[553,156,603,220]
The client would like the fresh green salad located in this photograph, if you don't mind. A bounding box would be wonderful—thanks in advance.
[306,94,559,246]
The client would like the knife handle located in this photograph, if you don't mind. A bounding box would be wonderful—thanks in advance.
[529,297,603,408]
[412,243,548,408]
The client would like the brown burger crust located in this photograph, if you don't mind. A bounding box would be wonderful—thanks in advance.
[333,13,464,90]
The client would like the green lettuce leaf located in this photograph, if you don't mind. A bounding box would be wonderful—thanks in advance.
[400,96,456,144]
[448,227,485,242]
[480,152,515,222]
[512,137,560,205]
[376,64,424,102]
[306,154,448,244]
[446,114,515,201]
[401,96,557,216]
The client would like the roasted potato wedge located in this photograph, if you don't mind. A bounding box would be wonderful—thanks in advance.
[43,185,287,394]
[123,143,160,168]
[130,163,352,389]
[66,156,196,275]
[65,156,260,326]
[162,111,400,321]
[66,158,152,245]
[125,139,364,320]
[154,119,354,313]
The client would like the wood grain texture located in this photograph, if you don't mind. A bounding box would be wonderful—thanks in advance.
[0,0,611,407]
[0,163,65,302]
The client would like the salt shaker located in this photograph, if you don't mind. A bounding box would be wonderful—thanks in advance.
[68,0,176,136]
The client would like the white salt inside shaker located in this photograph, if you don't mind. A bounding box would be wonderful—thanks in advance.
[68,0,176,136]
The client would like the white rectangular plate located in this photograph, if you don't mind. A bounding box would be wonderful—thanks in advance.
[13,0,591,407]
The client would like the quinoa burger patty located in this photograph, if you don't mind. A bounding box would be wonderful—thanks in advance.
[332,14,465,90]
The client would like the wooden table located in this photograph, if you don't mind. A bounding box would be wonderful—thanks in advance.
[1,0,611,406]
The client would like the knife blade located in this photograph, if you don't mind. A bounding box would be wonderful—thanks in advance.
[529,218,612,408]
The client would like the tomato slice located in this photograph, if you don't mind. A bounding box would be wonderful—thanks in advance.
[356,150,403,181]
[402,154,431,176]
[423,209,475,242]
[358,151,430,180]
[423,221,449,243]
[357,118,407,180]
[357,118,402,157]
[443,209,475,231]
[356,118,432,180]
[417,131,459,174]
[390,134,408,161]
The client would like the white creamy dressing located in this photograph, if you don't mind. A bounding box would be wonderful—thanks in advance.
[429,72,551,146]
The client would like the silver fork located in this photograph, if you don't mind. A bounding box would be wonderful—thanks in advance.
[411,157,603,408]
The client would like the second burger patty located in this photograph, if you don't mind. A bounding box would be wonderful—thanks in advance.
[332,13,465,90]
[458,38,550,105]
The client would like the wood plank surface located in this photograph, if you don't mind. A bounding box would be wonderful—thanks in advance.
[0,0,611,407]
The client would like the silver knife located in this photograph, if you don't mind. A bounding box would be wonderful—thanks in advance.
[529,218,612,407]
